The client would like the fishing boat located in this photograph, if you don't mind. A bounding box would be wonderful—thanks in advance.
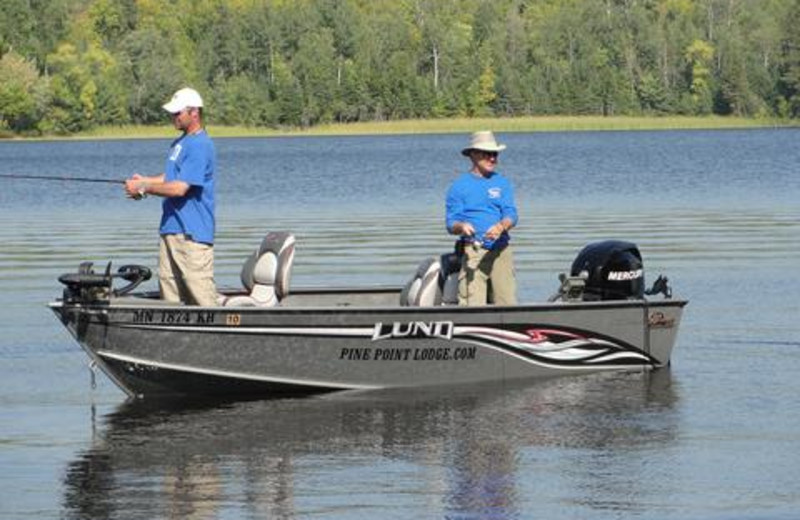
[49,232,687,399]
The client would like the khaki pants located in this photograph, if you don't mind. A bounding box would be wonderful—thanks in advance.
[458,243,517,306]
[159,234,218,307]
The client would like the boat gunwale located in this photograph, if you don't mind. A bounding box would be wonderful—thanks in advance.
[48,290,688,315]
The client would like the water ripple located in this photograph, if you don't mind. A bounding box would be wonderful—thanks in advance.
[1,207,796,295]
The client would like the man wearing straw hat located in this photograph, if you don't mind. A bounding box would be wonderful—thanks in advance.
[123,87,218,307]
[446,131,518,306]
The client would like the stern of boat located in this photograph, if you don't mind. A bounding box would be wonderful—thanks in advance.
[644,300,687,367]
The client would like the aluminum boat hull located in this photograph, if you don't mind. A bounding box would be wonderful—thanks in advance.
[50,286,686,399]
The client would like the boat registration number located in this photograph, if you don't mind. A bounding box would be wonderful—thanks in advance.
[132,310,217,324]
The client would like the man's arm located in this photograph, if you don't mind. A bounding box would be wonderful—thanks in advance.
[125,173,189,199]
[446,181,475,236]
[140,180,190,198]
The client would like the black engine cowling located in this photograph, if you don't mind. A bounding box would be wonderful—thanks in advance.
[570,240,644,300]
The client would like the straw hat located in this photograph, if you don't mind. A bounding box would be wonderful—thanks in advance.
[461,131,507,156]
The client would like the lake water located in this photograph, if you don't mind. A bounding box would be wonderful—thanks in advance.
[1,129,799,519]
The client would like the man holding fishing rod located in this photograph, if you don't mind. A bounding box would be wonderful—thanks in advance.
[124,87,218,307]
[446,131,518,306]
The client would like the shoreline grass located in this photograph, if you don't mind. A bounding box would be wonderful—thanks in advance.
[7,115,795,141]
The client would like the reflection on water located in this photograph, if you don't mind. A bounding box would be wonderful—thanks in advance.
[62,371,678,519]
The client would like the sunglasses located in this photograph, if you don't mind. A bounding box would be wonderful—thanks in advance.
[477,151,499,159]
[170,107,196,117]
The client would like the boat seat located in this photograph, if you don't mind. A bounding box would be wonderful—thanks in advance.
[439,252,460,305]
[400,257,441,306]
[400,253,460,306]
[221,232,296,307]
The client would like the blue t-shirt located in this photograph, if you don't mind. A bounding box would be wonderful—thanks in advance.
[159,130,216,245]
[445,171,518,249]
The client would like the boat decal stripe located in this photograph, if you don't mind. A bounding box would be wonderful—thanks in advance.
[117,324,375,337]
[95,350,380,390]
[113,324,656,367]
[451,330,655,367]
[451,337,651,370]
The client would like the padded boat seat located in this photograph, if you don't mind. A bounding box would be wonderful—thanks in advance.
[440,252,460,305]
[221,232,296,307]
[400,253,460,306]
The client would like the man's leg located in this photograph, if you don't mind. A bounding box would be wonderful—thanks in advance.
[182,240,218,307]
[458,243,489,306]
[169,234,218,307]
[158,235,182,303]
[489,245,517,305]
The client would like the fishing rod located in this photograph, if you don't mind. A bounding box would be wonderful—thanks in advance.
[0,173,124,184]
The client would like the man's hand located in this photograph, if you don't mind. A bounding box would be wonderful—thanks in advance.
[124,173,146,200]
[484,219,510,240]
[453,222,476,237]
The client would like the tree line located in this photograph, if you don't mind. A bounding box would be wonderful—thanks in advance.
[2,0,800,135]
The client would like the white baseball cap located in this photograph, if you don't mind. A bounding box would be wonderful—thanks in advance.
[162,87,204,113]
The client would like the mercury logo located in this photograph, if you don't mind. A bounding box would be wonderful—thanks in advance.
[607,269,643,281]
[372,321,454,341]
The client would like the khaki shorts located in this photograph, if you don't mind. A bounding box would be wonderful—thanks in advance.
[458,243,517,306]
[159,234,218,307]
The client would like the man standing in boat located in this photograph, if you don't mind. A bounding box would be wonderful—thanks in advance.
[123,87,218,307]
[446,131,518,306]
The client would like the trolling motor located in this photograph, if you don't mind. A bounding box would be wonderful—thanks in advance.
[58,261,151,303]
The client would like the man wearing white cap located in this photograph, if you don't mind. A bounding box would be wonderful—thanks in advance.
[124,87,218,306]
[446,131,518,306]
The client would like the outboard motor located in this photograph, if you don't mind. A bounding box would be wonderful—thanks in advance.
[570,240,644,301]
